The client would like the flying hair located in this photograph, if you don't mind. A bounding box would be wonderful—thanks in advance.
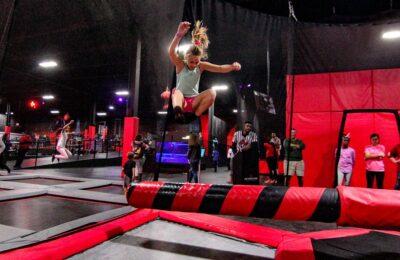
[187,20,210,59]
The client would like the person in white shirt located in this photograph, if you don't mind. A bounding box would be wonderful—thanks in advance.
[0,134,11,174]
[227,146,234,171]
[52,120,74,162]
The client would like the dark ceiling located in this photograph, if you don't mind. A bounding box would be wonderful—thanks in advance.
[0,0,399,127]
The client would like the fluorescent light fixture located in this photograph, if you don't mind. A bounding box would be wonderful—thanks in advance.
[157,111,167,115]
[212,85,228,91]
[42,95,54,100]
[233,109,238,113]
[115,90,129,96]
[177,44,191,54]
[182,135,190,140]
[39,60,58,68]
[108,106,115,110]
[382,31,400,39]
[50,110,60,114]
[97,112,107,116]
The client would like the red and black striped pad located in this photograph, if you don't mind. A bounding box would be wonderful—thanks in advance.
[127,182,340,222]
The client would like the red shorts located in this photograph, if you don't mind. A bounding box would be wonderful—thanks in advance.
[183,96,196,112]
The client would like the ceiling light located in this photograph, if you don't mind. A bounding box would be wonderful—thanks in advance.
[233,109,238,113]
[5,112,14,115]
[42,95,55,100]
[108,106,115,110]
[39,60,58,68]
[182,135,190,140]
[157,111,167,115]
[212,85,228,91]
[50,110,60,114]
[115,90,129,96]
[382,31,400,39]
[97,112,107,116]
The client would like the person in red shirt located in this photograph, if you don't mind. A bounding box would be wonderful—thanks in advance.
[389,143,400,190]
[14,130,32,169]
[264,137,279,184]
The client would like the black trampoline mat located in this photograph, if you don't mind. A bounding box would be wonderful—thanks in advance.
[0,188,10,191]
[223,215,341,233]
[85,185,124,195]
[5,178,80,185]
[0,195,123,231]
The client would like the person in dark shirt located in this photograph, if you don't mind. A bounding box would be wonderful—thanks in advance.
[283,128,306,187]
[123,152,136,192]
[188,134,201,183]
[14,130,32,169]
[212,148,219,172]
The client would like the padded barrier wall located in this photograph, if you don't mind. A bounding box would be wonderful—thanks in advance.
[127,182,400,229]
[286,68,400,188]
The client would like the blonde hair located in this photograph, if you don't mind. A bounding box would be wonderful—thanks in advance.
[187,20,210,59]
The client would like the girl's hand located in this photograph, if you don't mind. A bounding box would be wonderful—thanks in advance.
[232,62,241,71]
[177,21,191,36]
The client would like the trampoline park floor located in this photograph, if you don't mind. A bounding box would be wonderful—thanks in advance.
[0,166,397,259]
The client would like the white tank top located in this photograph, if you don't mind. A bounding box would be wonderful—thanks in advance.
[57,131,68,148]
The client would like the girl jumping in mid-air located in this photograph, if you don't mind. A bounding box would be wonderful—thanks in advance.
[52,120,74,162]
[168,21,241,123]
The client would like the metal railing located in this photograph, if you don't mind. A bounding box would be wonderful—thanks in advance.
[5,138,122,168]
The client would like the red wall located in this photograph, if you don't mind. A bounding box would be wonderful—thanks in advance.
[286,69,400,188]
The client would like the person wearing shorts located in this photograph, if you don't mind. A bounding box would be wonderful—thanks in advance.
[283,129,306,187]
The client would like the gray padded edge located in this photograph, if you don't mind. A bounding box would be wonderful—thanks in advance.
[0,206,135,252]
[48,188,127,205]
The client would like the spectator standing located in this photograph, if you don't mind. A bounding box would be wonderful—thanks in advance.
[14,130,32,169]
[364,133,385,189]
[388,142,400,190]
[283,129,306,187]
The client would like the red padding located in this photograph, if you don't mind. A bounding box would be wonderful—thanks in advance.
[220,185,265,216]
[127,181,164,209]
[0,209,159,260]
[337,186,400,229]
[274,187,326,220]
[171,183,212,212]
[159,211,295,247]
[276,236,314,260]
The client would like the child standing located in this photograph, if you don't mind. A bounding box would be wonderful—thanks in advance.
[123,152,136,192]
[168,21,241,123]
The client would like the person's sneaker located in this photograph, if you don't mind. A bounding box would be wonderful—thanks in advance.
[51,154,55,163]
[7,168,10,174]
[183,112,198,124]
[174,106,186,124]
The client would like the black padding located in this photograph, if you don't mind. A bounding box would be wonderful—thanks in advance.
[250,186,289,218]
[152,183,184,210]
[308,188,340,222]
[198,185,232,214]
[312,231,400,260]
